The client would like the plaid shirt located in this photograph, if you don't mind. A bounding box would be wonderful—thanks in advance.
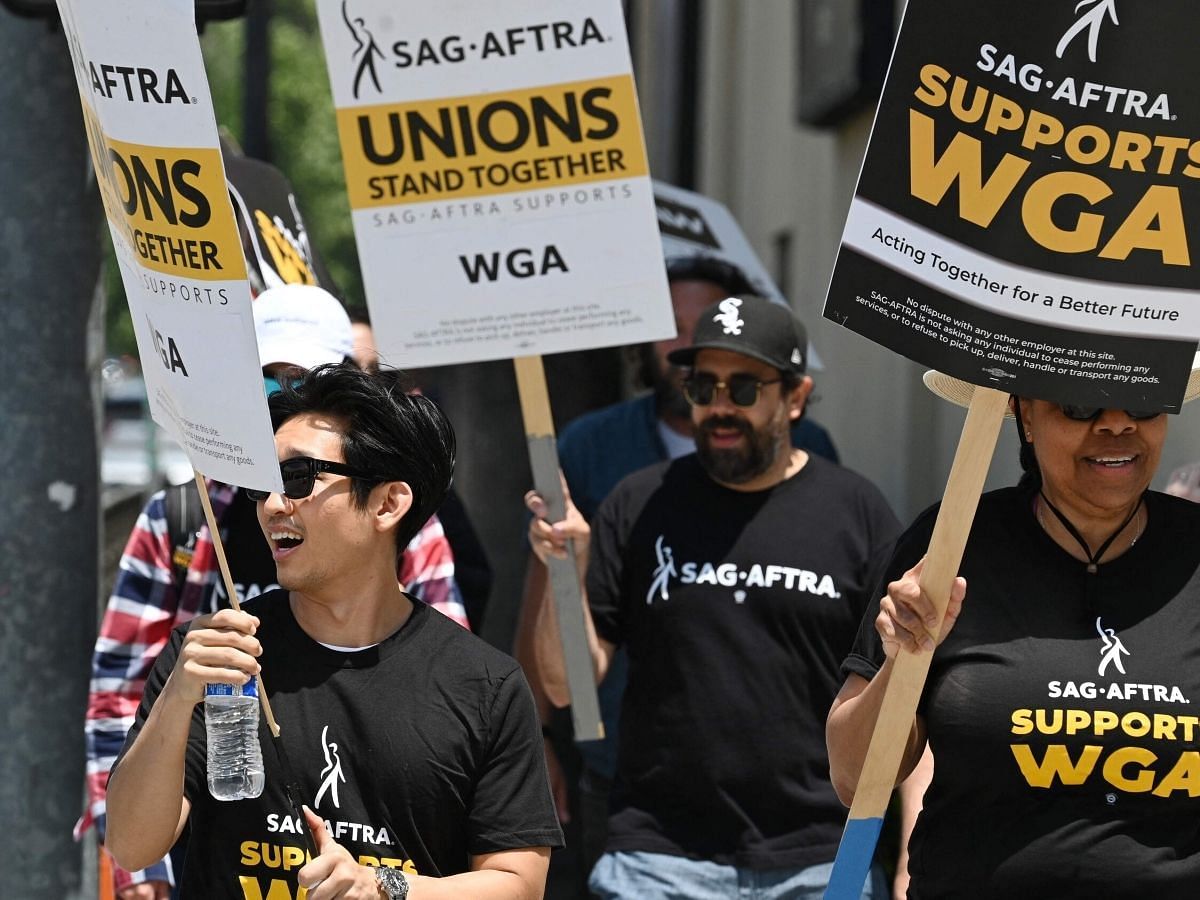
[77,481,467,891]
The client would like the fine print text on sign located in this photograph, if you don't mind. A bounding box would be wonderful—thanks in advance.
[825,0,1200,411]
[317,0,673,367]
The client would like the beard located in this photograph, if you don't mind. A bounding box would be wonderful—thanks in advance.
[695,413,785,485]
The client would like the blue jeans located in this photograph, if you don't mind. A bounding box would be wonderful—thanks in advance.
[588,850,883,899]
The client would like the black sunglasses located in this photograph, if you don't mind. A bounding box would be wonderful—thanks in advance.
[243,456,379,502]
[1059,405,1162,422]
[683,373,782,407]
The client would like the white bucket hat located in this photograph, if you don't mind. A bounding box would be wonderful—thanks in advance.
[922,351,1200,417]
[252,283,353,369]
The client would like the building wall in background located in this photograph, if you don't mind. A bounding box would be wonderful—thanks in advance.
[635,2,1200,524]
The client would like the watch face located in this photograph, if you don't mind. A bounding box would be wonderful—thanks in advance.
[375,866,409,899]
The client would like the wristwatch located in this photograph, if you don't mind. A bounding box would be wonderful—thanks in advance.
[375,865,410,899]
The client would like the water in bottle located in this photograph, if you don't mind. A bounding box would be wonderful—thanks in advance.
[205,677,265,801]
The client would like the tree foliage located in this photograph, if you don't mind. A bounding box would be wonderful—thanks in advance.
[203,1,365,308]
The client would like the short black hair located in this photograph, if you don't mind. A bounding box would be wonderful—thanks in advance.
[666,255,759,297]
[268,363,456,558]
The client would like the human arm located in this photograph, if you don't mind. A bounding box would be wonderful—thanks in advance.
[298,808,550,900]
[524,486,615,708]
[105,608,262,872]
[826,558,965,806]
[892,744,933,898]
[81,489,200,893]
[513,563,571,823]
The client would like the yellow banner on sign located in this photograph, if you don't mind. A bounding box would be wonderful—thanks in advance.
[336,74,649,209]
[80,117,245,282]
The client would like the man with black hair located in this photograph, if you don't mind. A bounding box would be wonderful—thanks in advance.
[106,364,562,900]
[528,297,897,898]
[557,256,838,524]
[81,285,468,900]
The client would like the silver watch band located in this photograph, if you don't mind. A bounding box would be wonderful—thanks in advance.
[374,865,410,899]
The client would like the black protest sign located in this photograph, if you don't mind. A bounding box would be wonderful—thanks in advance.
[222,149,339,298]
[824,0,1200,411]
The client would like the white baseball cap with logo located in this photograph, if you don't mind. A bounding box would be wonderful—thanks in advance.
[252,283,353,369]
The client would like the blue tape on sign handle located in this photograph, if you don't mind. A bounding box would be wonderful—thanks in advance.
[824,816,884,900]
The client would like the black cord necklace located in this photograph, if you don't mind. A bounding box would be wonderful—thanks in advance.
[1038,491,1145,574]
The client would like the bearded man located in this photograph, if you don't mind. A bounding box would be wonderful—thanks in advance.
[526,295,899,898]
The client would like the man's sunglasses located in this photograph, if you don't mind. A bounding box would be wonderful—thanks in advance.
[683,373,782,407]
[243,456,379,502]
[1059,405,1162,422]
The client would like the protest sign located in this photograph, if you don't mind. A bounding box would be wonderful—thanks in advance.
[654,179,825,369]
[56,0,282,493]
[317,0,672,741]
[315,0,672,368]
[825,0,1200,413]
[224,146,341,296]
[654,180,788,305]
[822,3,1200,895]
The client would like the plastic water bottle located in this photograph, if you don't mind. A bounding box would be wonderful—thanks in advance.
[205,677,265,801]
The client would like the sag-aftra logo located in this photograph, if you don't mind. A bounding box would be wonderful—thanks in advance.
[1008,621,1200,800]
[88,61,192,105]
[339,0,608,99]
[645,535,842,606]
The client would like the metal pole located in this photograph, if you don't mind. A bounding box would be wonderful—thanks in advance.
[243,0,272,160]
[0,11,103,897]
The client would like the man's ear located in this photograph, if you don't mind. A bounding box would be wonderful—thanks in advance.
[788,375,815,421]
[373,480,414,535]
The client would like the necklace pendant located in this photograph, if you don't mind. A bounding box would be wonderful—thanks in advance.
[1087,563,1098,574]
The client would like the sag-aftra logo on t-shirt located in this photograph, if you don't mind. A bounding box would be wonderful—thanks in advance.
[1009,618,1199,799]
[240,723,418,896]
[644,534,842,606]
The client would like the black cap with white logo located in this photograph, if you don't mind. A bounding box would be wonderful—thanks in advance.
[667,295,807,375]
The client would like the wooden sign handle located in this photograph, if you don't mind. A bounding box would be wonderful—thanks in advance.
[192,471,282,738]
[825,386,1008,899]
[512,356,605,742]
[193,471,317,855]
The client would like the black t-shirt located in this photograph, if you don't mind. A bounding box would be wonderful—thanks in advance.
[845,487,1200,899]
[212,490,279,607]
[588,453,900,868]
[120,591,563,899]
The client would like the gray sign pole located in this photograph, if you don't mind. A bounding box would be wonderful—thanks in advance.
[513,356,604,742]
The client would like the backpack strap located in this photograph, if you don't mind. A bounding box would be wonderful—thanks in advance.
[163,481,205,597]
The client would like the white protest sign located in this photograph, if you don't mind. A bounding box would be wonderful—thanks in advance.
[654,180,787,304]
[56,0,282,492]
[654,180,825,369]
[316,0,673,366]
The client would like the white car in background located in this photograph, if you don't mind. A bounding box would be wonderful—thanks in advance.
[101,361,192,489]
